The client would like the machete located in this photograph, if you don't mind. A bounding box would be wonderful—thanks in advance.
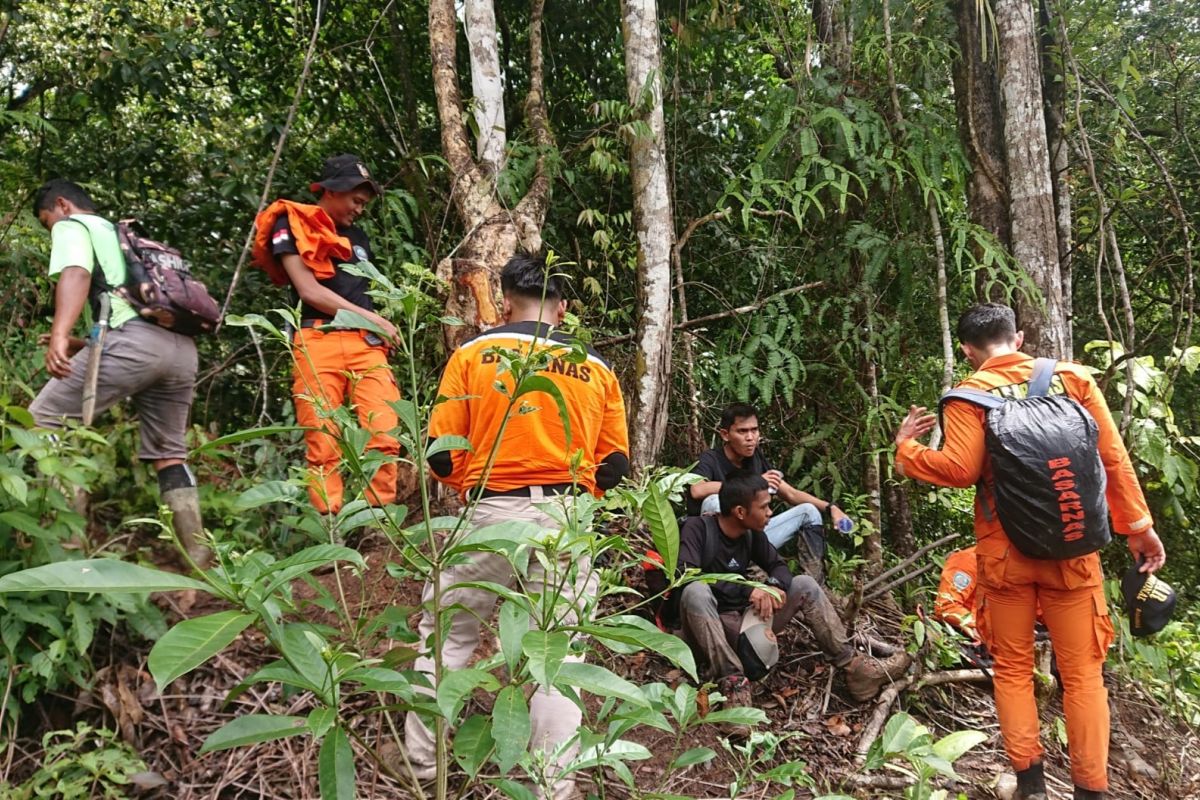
[81,293,111,426]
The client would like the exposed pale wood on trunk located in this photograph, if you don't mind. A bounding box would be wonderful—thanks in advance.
[621,0,675,468]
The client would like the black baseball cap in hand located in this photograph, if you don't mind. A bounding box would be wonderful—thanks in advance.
[310,154,382,195]
[1122,558,1177,637]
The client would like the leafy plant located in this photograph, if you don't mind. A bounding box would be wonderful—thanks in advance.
[860,712,987,800]
[0,722,148,800]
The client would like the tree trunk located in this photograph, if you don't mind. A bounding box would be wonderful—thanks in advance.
[995,0,1069,357]
[882,455,916,557]
[812,0,852,75]
[428,0,554,351]
[1040,0,1073,355]
[949,0,1011,298]
[621,0,675,469]
[465,0,507,175]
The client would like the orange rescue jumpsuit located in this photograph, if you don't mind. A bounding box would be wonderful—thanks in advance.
[252,200,400,514]
[935,547,981,639]
[896,352,1153,792]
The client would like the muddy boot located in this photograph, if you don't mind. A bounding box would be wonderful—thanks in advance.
[1016,762,1047,800]
[795,524,827,584]
[162,486,210,569]
[843,652,914,702]
[1073,789,1103,800]
[714,673,754,739]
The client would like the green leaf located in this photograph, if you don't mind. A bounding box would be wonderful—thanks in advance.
[522,630,570,687]
[492,685,531,772]
[233,480,301,511]
[318,726,355,800]
[67,601,95,654]
[580,616,697,679]
[643,483,680,576]
[261,545,365,595]
[513,375,571,448]
[931,729,988,763]
[342,667,413,695]
[199,714,309,753]
[878,712,929,756]
[555,662,648,707]
[453,714,495,778]
[669,746,716,770]
[326,310,389,338]
[308,707,336,738]
[437,668,500,721]
[701,707,768,726]
[149,611,255,691]
[426,435,472,459]
[498,601,528,675]
[192,425,304,453]
[0,559,208,594]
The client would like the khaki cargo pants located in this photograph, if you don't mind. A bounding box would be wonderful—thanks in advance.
[405,487,598,799]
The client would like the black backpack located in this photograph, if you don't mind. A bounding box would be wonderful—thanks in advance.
[939,358,1111,560]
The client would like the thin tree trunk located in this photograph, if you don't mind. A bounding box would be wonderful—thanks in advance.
[465,0,507,175]
[622,0,675,469]
[930,195,955,451]
[428,0,554,350]
[882,455,916,557]
[995,0,1069,357]
[950,0,1011,299]
[1040,0,1074,357]
[812,0,852,75]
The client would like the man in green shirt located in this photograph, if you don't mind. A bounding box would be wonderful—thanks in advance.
[29,179,208,568]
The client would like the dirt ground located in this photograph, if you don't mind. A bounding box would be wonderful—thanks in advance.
[5,536,1199,800]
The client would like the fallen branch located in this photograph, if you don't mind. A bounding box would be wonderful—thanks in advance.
[863,533,961,592]
[865,562,938,602]
[854,669,991,762]
[595,281,824,347]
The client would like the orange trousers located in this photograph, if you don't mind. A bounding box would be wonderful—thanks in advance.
[976,547,1115,791]
[292,327,399,514]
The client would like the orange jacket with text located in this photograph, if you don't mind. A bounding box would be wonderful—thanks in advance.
[429,321,630,498]
[251,200,351,286]
[896,352,1152,559]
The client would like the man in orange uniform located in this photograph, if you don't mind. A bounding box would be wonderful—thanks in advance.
[934,546,982,640]
[252,155,400,516]
[893,304,1166,800]
[404,253,630,798]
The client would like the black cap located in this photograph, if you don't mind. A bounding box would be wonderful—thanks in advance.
[310,154,382,195]
[1122,559,1177,637]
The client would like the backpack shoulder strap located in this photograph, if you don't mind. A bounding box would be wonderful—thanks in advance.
[1028,357,1058,397]
[701,515,720,571]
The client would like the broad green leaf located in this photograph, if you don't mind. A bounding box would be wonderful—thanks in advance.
[343,667,413,695]
[261,545,365,595]
[498,600,527,675]
[0,511,42,538]
[453,714,495,778]
[513,375,571,448]
[199,714,308,753]
[492,685,531,772]
[555,662,648,708]
[437,668,500,721]
[318,726,356,800]
[192,426,304,453]
[522,630,570,687]
[426,435,472,458]
[643,483,680,576]
[308,707,336,738]
[878,712,929,756]
[326,309,389,338]
[67,601,95,654]
[233,480,301,511]
[669,746,716,770]
[490,778,537,800]
[281,625,332,700]
[701,707,767,726]
[0,559,208,594]
[149,611,254,691]
[931,729,988,763]
[581,616,697,679]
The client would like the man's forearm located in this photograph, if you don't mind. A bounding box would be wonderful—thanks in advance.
[780,482,827,510]
[51,268,91,339]
[689,480,721,500]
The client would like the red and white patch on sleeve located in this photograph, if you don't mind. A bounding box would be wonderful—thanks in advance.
[272,228,291,245]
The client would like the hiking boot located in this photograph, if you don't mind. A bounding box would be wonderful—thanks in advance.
[714,673,754,739]
[844,652,913,702]
[1073,789,1104,800]
[162,486,211,569]
[1016,762,1047,799]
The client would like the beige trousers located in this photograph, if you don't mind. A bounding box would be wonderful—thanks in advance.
[404,488,597,798]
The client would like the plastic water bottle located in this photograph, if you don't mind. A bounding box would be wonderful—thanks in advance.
[836,516,855,534]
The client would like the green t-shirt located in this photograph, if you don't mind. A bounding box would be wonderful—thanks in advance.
[50,214,138,329]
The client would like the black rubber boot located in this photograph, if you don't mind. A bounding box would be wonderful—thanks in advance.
[1073,789,1105,800]
[1016,762,1047,799]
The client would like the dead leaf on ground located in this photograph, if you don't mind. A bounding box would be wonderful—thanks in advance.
[824,714,852,737]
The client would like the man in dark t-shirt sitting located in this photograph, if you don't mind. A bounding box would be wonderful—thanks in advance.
[688,403,851,579]
[677,470,911,722]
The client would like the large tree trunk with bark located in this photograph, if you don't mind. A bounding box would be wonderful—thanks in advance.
[950,0,1011,291]
[428,0,554,351]
[1040,0,1074,351]
[621,0,675,469]
[995,0,1070,358]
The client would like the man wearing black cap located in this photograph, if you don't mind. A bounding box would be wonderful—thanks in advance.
[252,154,400,516]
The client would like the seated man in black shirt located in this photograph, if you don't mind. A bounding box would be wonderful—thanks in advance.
[677,470,910,718]
[687,403,851,580]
